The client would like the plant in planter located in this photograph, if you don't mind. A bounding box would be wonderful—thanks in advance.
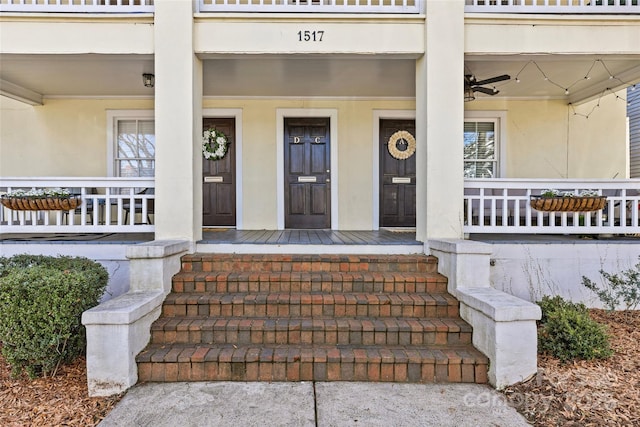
[1,188,81,211]
[530,189,607,212]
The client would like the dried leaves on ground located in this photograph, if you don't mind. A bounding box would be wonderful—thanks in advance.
[0,355,123,427]
[1,310,638,426]
[504,309,640,427]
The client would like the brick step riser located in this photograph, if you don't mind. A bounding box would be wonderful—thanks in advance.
[137,360,487,383]
[172,279,448,295]
[180,259,438,275]
[162,303,459,319]
[150,329,472,347]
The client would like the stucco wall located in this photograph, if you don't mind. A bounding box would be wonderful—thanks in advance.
[488,240,640,309]
[202,98,415,230]
[0,97,153,177]
[466,92,628,179]
[0,94,628,229]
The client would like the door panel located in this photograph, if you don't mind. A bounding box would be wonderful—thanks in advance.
[380,119,416,227]
[284,118,330,229]
[203,118,236,227]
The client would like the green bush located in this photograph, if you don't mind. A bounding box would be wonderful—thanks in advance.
[536,295,588,324]
[582,258,640,312]
[536,295,613,363]
[0,255,108,378]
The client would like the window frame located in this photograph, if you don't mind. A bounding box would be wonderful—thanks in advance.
[106,110,155,178]
[463,110,506,178]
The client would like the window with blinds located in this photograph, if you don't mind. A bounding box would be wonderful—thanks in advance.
[115,119,155,178]
[464,120,497,178]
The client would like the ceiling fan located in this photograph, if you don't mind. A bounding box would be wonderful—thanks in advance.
[464,74,511,101]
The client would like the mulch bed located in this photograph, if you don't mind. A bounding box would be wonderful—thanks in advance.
[0,309,638,426]
[503,309,640,427]
[0,355,123,426]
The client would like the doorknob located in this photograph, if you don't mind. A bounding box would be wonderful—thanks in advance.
[326,170,330,173]
[326,178,330,183]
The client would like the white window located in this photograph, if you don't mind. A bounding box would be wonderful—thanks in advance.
[464,111,505,178]
[464,120,497,178]
[107,111,155,177]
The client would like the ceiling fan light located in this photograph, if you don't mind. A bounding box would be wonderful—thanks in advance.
[464,89,475,102]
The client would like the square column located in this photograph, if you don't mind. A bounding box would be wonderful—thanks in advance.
[416,0,465,242]
[154,0,203,241]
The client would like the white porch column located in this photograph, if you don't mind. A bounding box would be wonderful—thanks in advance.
[154,0,203,241]
[416,0,465,242]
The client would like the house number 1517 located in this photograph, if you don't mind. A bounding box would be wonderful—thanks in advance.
[298,30,324,42]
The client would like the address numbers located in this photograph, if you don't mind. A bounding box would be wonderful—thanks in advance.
[297,30,324,42]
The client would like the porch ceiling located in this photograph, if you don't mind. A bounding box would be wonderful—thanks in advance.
[465,55,640,104]
[0,53,638,104]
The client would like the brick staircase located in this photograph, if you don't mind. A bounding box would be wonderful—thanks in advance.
[136,254,488,384]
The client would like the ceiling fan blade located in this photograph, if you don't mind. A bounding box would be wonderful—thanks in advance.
[472,74,511,86]
[474,86,499,95]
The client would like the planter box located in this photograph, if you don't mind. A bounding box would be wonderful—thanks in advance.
[1,196,82,211]
[530,195,607,212]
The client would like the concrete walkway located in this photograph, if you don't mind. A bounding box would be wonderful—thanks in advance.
[99,382,531,427]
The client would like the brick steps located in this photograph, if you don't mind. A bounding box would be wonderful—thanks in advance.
[136,254,488,384]
[137,344,488,383]
[161,292,460,318]
[180,254,439,274]
[172,271,448,294]
[150,316,473,346]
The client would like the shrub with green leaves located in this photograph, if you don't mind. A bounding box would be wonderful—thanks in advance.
[0,255,108,378]
[536,295,612,363]
[582,258,640,312]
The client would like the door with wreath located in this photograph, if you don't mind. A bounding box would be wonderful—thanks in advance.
[202,118,236,227]
[380,119,416,227]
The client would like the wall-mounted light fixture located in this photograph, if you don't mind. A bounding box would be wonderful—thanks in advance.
[142,73,155,88]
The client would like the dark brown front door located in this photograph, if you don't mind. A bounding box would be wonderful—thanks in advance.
[284,118,331,229]
[203,118,236,227]
[380,119,416,227]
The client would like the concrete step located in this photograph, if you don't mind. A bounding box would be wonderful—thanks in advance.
[150,316,473,347]
[136,344,489,384]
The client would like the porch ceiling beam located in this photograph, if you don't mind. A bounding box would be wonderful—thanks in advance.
[567,64,640,106]
[0,79,43,106]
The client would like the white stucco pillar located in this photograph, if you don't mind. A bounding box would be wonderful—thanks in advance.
[416,0,465,242]
[154,0,203,241]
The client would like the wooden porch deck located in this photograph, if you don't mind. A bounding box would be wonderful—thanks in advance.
[200,229,420,245]
[0,229,421,246]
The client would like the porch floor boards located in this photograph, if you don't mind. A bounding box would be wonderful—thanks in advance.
[200,229,421,246]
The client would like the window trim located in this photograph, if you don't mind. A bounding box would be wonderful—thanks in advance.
[106,110,155,177]
[464,110,506,178]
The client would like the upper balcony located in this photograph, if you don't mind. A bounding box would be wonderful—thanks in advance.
[0,0,154,13]
[465,0,639,14]
[1,0,637,14]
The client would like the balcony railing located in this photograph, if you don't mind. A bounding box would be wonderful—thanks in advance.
[197,0,422,14]
[465,0,639,14]
[1,177,155,233]
[0,0,154,13]
[2,177,639,236]
[464,178,640,235]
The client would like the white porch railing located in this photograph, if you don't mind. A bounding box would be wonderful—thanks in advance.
[0,0,154,13]
[465,0,639,14]
[197,0,422,14]
[464,178,640,235]
[1,177,155,233]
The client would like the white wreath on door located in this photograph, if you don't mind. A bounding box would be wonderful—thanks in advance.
[387,130,416,160]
